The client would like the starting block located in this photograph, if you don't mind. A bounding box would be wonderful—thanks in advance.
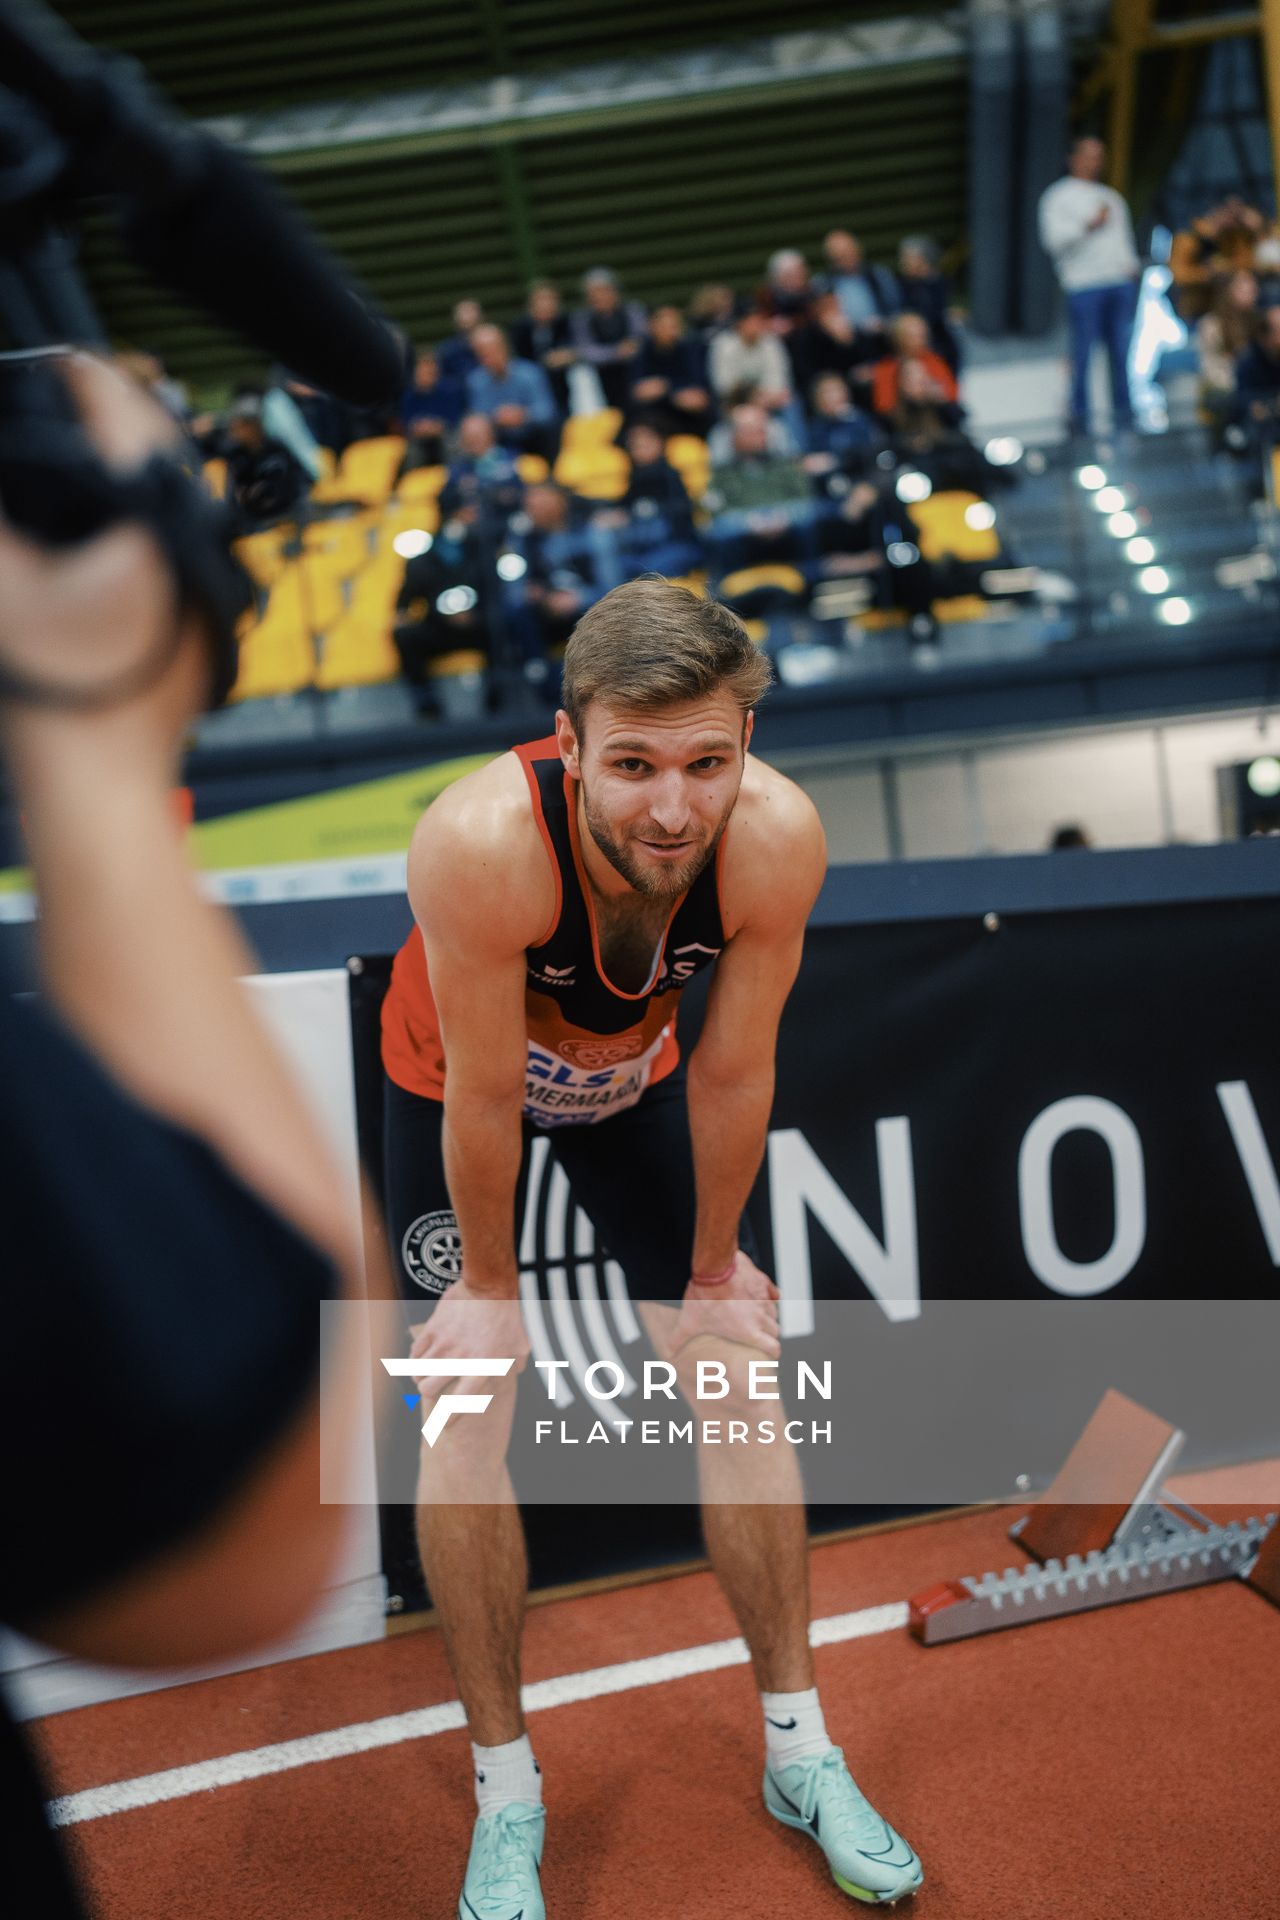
[909,1388,1277,1646]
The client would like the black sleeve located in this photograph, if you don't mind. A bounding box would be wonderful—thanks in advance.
[1,982,341,1630]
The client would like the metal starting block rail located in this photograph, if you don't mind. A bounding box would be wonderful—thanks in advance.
[909,1388,1278,1646]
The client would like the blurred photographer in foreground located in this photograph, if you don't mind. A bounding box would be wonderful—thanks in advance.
[0,355,368,1916]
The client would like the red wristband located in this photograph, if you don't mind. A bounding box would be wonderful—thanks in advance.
[691,1255,737,1287]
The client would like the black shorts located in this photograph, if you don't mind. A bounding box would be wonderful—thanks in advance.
[383,1066,738,1308]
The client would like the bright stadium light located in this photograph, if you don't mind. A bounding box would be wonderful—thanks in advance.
[895,470,932,503]
[1138,566,1170,593]
[1158,597,1191,625]
[1107,512,1139,538]
[437,585,478,615]
[1247,755,1280,797]
[965,502,997,531]
[393,528,433,559]
[984,436,1023,466]
[496,552,528,581]
[1077,464,1107,490]
[1126,537,1156,564]
[1094,485,1126,513]
[886,541,921,567]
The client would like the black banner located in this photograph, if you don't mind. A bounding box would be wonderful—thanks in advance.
[762,900,1280,1301]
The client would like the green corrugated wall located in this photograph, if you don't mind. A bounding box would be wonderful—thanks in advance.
[49,2,967,390]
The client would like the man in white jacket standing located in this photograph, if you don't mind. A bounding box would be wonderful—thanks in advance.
[1038,135,1141,435]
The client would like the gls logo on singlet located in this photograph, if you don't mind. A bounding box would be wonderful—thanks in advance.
[654,941,722,990]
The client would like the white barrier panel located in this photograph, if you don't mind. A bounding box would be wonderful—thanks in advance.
[3,969,385,1722]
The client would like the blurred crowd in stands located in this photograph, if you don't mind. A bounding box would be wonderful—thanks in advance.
[1170,195,1280,445]
[123,226,1021,697]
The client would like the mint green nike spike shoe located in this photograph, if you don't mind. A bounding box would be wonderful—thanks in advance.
[764,1748,923,1905]
[457,1802,546,1920]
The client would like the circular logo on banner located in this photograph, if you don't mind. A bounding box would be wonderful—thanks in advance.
[558,1035,643,1070]
[401,1211,463,1294]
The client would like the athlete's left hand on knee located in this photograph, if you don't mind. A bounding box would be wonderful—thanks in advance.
[671,1251,781,1359]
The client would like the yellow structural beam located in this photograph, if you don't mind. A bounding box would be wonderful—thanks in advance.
[1264,0,1280,214]
[1107,0,1155,195]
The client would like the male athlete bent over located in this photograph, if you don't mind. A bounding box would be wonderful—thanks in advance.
[380,578,923,1914]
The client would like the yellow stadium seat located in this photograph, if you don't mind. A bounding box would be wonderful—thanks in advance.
[396,464,448,504]
[313,446,337,484]
[202,458,228,500]
[517,453,551,483]
[553,445,630,500]
[229,570,316,699]
[932,594,991,623]
[234,528,288,590]
[315,619,401,689]
[560,409,623,452]
[664,437,711,502]
[717,563,807,601]
[313,434,406,507]
[667,572,709,598]
[428,649,487,679]
[908,491,1000,563]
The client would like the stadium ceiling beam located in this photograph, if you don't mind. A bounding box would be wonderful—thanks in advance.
[202,17,974,171]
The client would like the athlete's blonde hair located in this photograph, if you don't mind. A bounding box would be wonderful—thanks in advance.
[562,576,772,735]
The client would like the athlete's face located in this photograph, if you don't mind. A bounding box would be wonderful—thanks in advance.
[559,692,752,898]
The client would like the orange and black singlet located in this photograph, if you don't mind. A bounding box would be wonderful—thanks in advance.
[380,736,728,1127]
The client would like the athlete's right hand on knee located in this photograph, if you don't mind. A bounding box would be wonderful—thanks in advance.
[408,1281,531,1404]
[671,1251,781,1360]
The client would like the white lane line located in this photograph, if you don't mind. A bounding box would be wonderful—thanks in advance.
[48,1600,907,1828]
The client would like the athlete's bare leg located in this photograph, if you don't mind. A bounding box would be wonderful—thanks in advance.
[414,1373,528,1747]
[642,1304,815,1694]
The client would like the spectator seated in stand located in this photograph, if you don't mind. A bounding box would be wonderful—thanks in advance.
[702,402,822,584]
[688,281,737,351]
[888,360,1000,495]
[392,512,493,710]
[870,313,959,422]
[398,348,467,471]
[505,481,620,662]
[802,372,879,475]
[760,249,815,334]
[437,297,485,384]
[1196,270,1259,433]
[809,476,937,634]
[594,421,703,580]
[708,299,802,442]
[818,228,900,337]
[629,306,714,439]
[1233,302,1280,447]
[439,412,523,522]
[1170,198,1270,322]
[570,267,648,411]
[896,235,962,374]
[512,281,576,417]
[787,290,882,407]
[210,390,313,530]
[466,323,561,464]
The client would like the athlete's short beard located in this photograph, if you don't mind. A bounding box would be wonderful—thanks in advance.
[580,776,734,897]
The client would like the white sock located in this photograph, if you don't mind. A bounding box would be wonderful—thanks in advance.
[471,1734,542,1814]
[762,1687,833,1768]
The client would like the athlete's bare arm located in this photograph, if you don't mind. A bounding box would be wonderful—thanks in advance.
[686,757,827,1276]
[406,755,555,1296]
